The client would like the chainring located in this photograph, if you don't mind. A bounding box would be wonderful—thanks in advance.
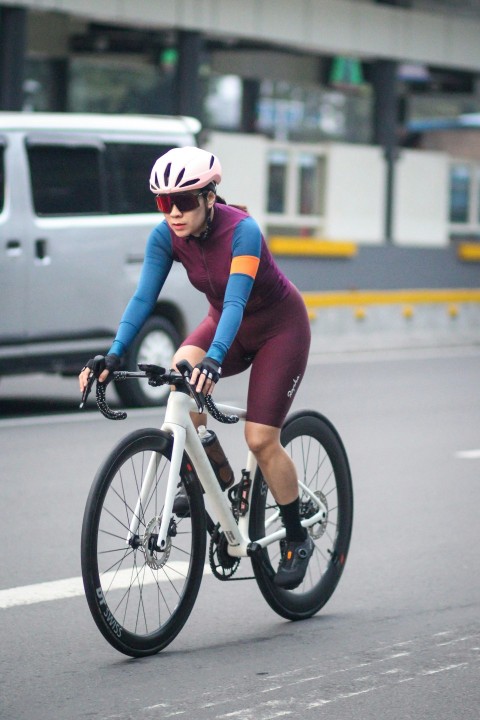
[209,524,241,580]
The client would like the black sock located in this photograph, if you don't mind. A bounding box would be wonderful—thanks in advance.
[278,497,307,543]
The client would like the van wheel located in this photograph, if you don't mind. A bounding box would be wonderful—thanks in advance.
[115,316,181,407]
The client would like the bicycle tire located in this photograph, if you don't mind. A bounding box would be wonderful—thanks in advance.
[81,428,206,657]
[249,410,353,620]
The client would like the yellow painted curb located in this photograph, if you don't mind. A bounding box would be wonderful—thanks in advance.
[269,236,357,258]
[458,242,480,262]
[302,288,480,308]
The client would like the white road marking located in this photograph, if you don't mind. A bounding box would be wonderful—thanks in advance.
[0,562,210,610]
[136,630,479,719]
[421,663,469,676]
[455,449,480,459]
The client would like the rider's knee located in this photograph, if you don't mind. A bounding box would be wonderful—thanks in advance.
[245,424,279,457]
[172,345,205,370]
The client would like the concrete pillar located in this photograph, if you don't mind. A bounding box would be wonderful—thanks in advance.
[175,31,203,120]
[374,0,413,243]
[0,6,28,110]
[50,59,69,112]
[372,59,399,243]
[240,78,260,133]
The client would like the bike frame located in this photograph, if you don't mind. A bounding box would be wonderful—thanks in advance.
[127,388,327,557]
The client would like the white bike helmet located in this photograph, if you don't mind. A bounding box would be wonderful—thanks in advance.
[149,146,222,194]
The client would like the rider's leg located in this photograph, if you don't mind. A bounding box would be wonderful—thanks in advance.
[245,424,313,590]
[245,421,306,541]
[245,421,298,505]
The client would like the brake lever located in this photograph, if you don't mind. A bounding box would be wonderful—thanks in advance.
[79,370,95,409]
[176,359,206,413]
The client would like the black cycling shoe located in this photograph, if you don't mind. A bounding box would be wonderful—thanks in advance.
[274,536,314,590]
[172,488,190,517]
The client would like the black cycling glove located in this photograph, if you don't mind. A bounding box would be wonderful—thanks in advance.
[84,354,121,379]
[194,356,222,384]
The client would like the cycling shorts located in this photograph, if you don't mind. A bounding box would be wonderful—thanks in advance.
[180,282,310,428]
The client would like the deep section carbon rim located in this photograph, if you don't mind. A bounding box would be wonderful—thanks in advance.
[81,429,206,656]
[250,411,353,619]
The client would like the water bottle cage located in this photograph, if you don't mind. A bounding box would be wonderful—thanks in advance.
[237,469,252,517]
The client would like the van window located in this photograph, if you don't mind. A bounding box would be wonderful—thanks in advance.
[27,144,104,216]
[105,143,173,214]
[0,145,4,213]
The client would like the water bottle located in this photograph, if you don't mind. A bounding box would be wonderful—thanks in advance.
[198,425,235,490]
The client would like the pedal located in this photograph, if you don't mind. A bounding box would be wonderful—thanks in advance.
[247,542,276,579]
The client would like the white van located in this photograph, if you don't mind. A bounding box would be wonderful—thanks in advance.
[0,112,207,406]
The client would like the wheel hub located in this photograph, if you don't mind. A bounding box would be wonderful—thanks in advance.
[143,516,171,569]
[302,491,328,540]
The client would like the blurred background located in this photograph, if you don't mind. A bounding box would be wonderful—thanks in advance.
[1,0,480,355]
[1,7,480,718]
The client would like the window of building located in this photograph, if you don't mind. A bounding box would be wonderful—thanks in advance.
[296,153,322,215]
[104,143,173,214]
[267,150,288,213]
[449,162,471,223]
[27,143,104,215]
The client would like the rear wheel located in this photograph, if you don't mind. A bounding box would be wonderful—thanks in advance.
[115,316,180,407]
[81,428,206,657]
[249,410,353,620]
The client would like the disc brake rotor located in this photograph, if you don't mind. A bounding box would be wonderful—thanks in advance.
[143,516,171,569]
[303,491,328,540]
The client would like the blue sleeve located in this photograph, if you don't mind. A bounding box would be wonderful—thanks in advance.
[109,222,173,356]
[207,216,261,364]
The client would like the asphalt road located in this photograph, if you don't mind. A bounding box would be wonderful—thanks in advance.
[1,345,479,720]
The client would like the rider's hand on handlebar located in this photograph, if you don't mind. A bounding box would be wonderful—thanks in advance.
[190,356,222,396]
[79,354,121,393]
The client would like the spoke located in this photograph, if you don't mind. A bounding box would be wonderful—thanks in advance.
[108,481,142,527]
[100,550,136,595]
[169,543,193,560]
[101,504,138,536]
[98,526,135,543]
[98,545,134,555]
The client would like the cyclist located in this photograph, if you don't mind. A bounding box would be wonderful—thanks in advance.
[79,146,313,590]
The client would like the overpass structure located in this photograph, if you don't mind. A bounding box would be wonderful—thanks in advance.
[2,0,480,72]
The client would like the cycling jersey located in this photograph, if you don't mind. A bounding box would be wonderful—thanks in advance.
[109,202,310,427]
[109,204,290,364]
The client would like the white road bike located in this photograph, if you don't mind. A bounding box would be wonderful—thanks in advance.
[80,361,353,657]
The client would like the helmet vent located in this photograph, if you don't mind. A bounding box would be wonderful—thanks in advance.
[163,162,172,186]
[209,155,215,169]
[175,168,186,187]
[180,178,200,188]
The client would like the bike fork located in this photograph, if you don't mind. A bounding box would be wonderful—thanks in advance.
[127,450,162,544]
[126,427,186,551]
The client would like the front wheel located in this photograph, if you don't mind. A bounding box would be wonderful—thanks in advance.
[249,410,353,620]
[81,428,206,657]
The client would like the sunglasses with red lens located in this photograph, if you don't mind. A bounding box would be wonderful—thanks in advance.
[155,191,205,214]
